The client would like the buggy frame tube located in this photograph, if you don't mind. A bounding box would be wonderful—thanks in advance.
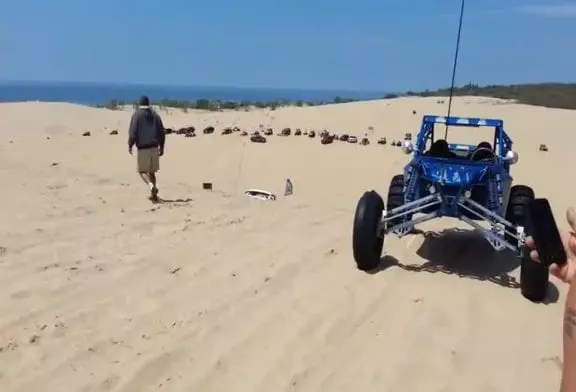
[383,194,441,219]
[457,201,520,240]
[458,196,515,230]
[460,215,518,252]
[384,199,442,222]
[383,211,440,235]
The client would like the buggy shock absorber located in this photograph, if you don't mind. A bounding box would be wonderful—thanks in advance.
[486,171,500,213]
[404,166,419,204]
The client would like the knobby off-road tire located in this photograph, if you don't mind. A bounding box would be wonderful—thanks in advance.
[353,190,384,271]
[506,185,549,302]
[387,175,405,226]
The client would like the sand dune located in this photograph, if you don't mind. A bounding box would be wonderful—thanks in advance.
[0,97,574,391]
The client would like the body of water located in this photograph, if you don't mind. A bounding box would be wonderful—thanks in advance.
[0,81,386,106]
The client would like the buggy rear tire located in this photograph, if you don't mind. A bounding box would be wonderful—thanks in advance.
[353,190,384,271]
[387,175,410,226]
[506,185,549,302]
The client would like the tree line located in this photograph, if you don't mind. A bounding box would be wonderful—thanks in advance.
[386,83,576,110]
[98,83,576,111]
[97,96,358,111]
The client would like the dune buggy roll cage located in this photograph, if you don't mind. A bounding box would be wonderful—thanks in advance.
[379,115,523,255]
[415,115,514,160]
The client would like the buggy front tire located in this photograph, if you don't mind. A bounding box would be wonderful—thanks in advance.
[387,175,408,225]
[353,190,384,271]
[505,185,535,246]
[506,185,550,302]
[520,248,550,302]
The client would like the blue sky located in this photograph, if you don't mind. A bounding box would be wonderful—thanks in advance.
[1,0,575,92]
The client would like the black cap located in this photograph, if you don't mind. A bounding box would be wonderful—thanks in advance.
[139,95,150,106]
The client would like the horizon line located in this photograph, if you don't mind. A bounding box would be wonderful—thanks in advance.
[1,78,575,95]
[0,79,389,95]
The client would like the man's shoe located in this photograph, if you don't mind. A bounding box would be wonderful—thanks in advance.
[150,185,159,202]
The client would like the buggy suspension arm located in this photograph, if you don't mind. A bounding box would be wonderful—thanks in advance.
[458,196,522,240]
[382,194,441,222]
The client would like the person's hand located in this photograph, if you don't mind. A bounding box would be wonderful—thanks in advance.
[128,146,133,155]
[159,147,164,157]
[526,207,576,284]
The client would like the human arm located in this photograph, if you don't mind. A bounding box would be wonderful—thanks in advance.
[563,283,576,392]
[527,207,576,392]
[128,112,138,153]
[155,113,166,155]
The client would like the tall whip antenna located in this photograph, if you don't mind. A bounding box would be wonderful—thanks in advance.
[444,0,466,139]
[234,140,247,193]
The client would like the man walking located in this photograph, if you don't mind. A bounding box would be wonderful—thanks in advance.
[128,96,166,201]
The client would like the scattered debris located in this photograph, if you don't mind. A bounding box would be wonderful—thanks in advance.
[170,267,181,274]
[284,178,293,196]
[541,356,562,370]
[82,131,91,136]
[245,189,276,201]
[321,133,335,144]
[176,126,195,135]
[539,144,548,152]
[0,339,18,352]
[109,130,118,135]
[250,134,267,143]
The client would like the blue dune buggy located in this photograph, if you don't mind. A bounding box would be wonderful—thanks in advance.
[352,115,549,302]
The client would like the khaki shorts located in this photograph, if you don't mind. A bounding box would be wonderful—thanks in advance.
[137,147,160,173]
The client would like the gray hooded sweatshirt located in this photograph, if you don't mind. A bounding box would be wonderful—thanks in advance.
[128,107,166,150]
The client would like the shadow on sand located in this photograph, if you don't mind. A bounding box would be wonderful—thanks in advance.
[367,228,559,304]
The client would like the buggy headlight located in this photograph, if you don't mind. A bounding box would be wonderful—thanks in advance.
[428,185,436,194]
[401,141,414,154]
[505,150,518,164]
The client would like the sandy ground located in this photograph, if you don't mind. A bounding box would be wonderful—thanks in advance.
[0,97,574,391]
